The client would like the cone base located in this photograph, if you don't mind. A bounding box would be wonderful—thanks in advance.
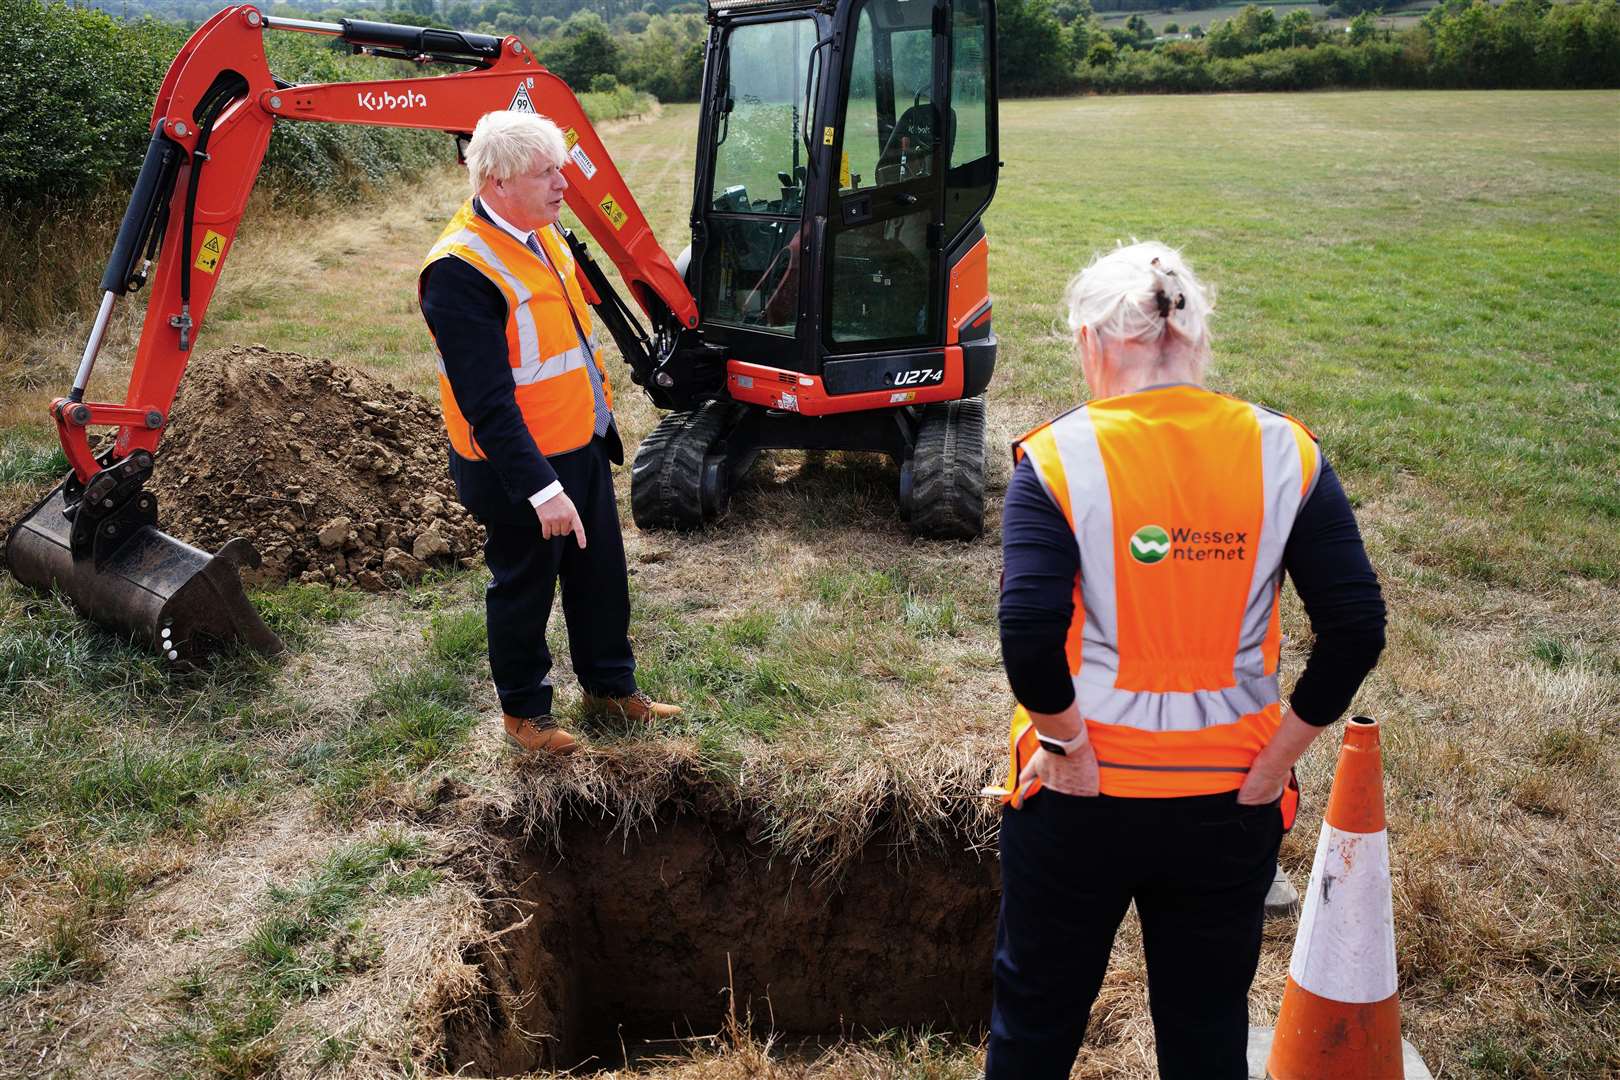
[1249,1025,1431,1080]
[1266,979,1406,1079]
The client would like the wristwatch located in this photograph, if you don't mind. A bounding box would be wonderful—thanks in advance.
[1037,729,1088,757]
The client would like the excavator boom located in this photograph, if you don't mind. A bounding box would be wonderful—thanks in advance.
[6,6,699,661]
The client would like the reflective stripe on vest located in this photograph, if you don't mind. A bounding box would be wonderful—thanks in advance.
[419,202,611,460]
[1002,386,1320,800]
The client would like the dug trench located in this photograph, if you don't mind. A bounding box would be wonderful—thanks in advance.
[442,809,1001,1074]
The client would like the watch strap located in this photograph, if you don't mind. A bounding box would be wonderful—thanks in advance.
[1037,729,1088,757]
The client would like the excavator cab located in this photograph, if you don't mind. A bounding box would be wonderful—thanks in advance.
[628,0,998,538]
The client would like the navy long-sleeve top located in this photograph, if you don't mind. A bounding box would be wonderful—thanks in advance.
[999,450,1386,725]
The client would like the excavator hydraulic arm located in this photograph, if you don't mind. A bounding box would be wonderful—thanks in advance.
[5,5,699,662]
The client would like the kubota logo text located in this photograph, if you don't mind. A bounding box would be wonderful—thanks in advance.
[1129,525,1171,564]
[357,89,428,112]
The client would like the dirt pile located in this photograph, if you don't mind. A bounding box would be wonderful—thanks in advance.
[151,345,483,589]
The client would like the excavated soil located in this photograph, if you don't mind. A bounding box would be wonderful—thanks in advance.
[151,345,482,589]
[443,812,1000,1074]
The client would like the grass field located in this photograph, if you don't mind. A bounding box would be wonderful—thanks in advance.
[2,91,1618,1079]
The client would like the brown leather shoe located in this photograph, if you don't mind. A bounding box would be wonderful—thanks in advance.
[581,689,681,724]
[502,714,579,755]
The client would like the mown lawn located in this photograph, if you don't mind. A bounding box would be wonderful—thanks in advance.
[1,91,1617,1079]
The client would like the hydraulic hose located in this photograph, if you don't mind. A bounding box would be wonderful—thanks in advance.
[173,72,248,350]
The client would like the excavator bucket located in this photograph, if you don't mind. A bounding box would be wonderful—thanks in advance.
[6,479,284,663]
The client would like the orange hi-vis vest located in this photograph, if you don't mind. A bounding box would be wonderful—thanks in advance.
[420,201,612,460]
[1001,384,1320,804]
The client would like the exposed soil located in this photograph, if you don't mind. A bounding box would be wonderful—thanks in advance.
[443,811,1000,1075]
[151,344,482,589]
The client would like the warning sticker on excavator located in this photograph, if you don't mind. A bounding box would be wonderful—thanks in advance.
[569,144,598,180]
[563,127,580,151]
[194,230,227,274]
[509,83,537,113]
[823,126,836,146]
[598,196,628,231]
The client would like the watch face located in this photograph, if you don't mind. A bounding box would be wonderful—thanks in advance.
[1038,737,1066,757]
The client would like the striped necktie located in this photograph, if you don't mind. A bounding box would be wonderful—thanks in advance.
[526,231,611,438]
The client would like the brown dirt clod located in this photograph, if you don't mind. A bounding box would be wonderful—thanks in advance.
[150,344,481,589]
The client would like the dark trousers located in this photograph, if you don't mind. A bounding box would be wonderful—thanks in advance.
[986,790,1283,1080]
[450,434,636,719]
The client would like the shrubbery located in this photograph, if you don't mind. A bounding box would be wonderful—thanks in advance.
[1054,0,1620,95]
[254,34,450,207]
[0,0,187,207]
[987,0,1617,95]
[0,0,453,212]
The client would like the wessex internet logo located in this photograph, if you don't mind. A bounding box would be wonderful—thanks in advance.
[1129,524,1250,565]
[1129,525,1171,564]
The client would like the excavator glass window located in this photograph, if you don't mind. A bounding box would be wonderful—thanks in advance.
[944,0,995,243]
[700,17,819,336]
[825,0,944,350]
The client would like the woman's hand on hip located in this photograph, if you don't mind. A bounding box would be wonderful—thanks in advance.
[1236,708,1324,805]
[1020,744,1100,798]
[1236,761,1289,805]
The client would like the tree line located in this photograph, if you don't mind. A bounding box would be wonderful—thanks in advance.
[999,0,1620,94]
[8,0,1616,210]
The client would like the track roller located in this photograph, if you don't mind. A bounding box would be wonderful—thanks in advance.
[905,396,986,541]
[630,400,734,530]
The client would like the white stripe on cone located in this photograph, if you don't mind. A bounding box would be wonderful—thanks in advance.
[1288,823,1398,1004]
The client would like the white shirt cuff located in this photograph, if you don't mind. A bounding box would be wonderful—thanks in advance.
[528,481,564,508]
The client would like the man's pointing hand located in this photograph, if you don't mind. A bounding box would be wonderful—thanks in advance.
[536,492,587,548]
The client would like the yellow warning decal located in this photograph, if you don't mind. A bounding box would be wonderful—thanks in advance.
[598,195,628,231]
[563,127,580,151]
[822,126,835,146]
[194,230,227,274]
[840,150,851,189]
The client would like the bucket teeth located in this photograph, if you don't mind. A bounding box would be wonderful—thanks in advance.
[6,480,284,662]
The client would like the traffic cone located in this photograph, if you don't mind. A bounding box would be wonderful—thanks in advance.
[1267,716,1404,1079]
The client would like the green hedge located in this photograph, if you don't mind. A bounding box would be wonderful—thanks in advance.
[0,0,188,207]
[255,35,450,207]
[0,0,453,212]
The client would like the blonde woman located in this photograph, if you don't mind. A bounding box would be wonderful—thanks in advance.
[988,242,1385,1079]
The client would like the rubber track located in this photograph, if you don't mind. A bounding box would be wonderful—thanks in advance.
[909,396,986,540]
[630,401,728,531]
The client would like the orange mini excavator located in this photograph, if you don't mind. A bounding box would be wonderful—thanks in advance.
[6,0,999,661]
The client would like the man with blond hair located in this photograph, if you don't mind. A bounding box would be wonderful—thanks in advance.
[418,110,678,754]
